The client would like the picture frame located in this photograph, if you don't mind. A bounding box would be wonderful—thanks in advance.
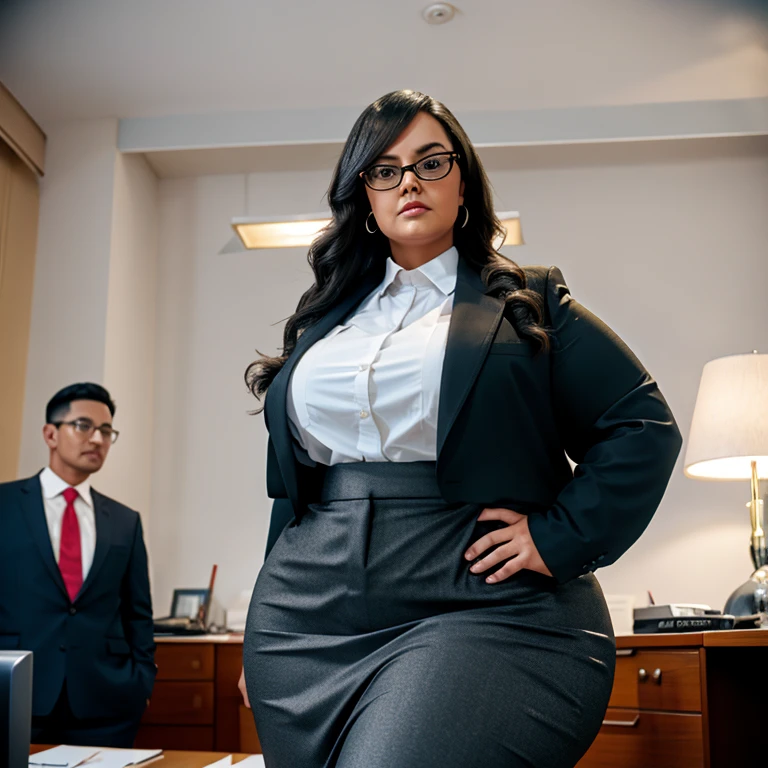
[170,588,208,620]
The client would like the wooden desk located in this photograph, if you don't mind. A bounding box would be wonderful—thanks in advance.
[576,629,766,767]
[140,630,766,762]
[136,635,258,753]
[31,747,256,768]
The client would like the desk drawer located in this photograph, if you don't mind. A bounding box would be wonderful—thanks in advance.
[154,643,214,680]
[143,681,214,725]
[135,725,214,750]
[609,650,701,712]
[577,709,704,768]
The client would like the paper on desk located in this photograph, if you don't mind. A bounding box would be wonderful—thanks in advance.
[233,757,265,768]
[203,758,232,768]
[30,746,100,767]
[203,757,264,768]
[83,750,163,768]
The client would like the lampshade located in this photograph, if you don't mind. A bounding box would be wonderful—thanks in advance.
[231,211,524,250]
[684,352,768,480]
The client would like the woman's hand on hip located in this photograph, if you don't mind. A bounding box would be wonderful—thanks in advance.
[464,508,553,582]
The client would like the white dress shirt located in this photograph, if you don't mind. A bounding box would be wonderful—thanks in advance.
[287,246,459,464]
[39,467,96,581]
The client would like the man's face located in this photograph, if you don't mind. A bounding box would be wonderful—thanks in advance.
[43,399,114,476]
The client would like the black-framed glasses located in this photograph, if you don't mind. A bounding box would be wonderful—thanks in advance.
[52,419,120,444]
[360,152,460,191]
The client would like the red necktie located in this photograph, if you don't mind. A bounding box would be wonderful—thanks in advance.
[59,487,83,602]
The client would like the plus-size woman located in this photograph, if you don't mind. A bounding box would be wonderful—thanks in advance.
[242,90,682,768]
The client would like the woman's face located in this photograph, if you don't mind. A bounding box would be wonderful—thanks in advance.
[364,112,464,261]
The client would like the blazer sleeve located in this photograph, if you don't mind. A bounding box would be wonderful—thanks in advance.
[121,514,157,696]
[526,266,683,583]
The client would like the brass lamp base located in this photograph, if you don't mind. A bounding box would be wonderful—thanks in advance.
[724,566,768,622]
[723,484,767,620]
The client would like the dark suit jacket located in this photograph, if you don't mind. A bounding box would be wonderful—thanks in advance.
[263,260,683,584]
[0,474,156,718]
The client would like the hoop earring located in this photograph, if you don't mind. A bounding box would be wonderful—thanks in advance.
[366,212,378,234]
[459,205,469,229]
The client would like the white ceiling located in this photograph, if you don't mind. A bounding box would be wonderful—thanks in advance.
[1,0,767,127]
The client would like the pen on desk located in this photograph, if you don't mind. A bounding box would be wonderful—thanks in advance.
[647,590,655,606]
[29,763,68,767]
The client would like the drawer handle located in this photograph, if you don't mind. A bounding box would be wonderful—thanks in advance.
[616,649,635,657]
[191,659,201,670]
[652,668,662,684]
[638,668,647,682]
[602,715,640,728]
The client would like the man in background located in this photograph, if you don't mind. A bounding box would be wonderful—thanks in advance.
[0,383,155,746]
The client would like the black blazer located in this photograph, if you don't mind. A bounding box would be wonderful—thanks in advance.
[263,260,682,584]
[0,474,156,718]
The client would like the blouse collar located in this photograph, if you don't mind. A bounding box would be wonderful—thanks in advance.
[378,246,459,298]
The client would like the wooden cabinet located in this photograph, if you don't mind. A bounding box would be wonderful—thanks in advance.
[135,637,257,752]
[135,641,219,750]
[137,631,765,761]
[609,649,702,711]
[577,630,766,768]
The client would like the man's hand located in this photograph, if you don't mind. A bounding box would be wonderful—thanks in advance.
[238,665,251,709]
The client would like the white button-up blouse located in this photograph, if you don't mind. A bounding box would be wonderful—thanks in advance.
[286,246,459,464]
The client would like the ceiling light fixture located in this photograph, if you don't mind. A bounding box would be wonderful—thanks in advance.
[231,214,330,250]
[229,210,523,250]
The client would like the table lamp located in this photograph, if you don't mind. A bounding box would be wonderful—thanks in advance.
[683,351,768,616]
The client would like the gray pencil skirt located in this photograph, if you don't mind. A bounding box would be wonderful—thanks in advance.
[243,461,615,768]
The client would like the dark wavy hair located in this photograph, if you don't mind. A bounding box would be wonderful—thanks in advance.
[245,90,549,405]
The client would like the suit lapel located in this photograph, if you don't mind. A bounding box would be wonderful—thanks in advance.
[78,490,111,600]
[266,271,382,513]
[436,257,505,458]
[19,474,69,600]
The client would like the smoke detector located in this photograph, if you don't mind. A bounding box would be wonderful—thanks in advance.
[422,3,456,24]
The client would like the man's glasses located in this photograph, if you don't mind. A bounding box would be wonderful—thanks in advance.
[360,152,460,191]
[52,419,120,444]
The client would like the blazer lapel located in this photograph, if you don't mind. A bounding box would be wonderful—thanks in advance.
[266,271,382,513]
[78,490,111,601]
[436,257,505,458]
[19,474,69,601]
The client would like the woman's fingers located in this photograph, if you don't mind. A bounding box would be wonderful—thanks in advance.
[464,526,513,561]
[487,555,527,583]
[464,508,522,561]
[477,507,524,525]
[469,540,518,574]
[462,507,553,582]
[238,665,251,709]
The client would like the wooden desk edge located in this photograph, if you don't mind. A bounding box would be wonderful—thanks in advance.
[615,628,768,649]
[154,629,768,648]
[154,634,245,644]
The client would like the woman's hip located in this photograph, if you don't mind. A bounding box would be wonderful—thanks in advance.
[250,462,612,637]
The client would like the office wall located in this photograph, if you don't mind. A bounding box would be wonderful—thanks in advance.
[18,121,159,554]
[150,136,768,616]
[19,119,118,476]
[149,171,326,616]
[99,152,159,532]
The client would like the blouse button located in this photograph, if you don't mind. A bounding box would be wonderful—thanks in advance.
[359,410,369,419]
